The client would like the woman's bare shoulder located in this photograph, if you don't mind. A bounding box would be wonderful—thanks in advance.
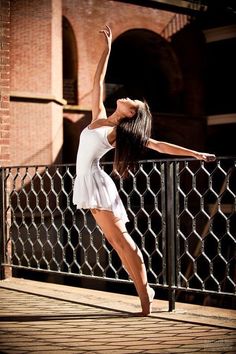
[88,118,108,129]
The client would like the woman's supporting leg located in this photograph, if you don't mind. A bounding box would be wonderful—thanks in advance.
[91,209,155,315]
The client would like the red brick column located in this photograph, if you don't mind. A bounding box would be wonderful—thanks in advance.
[0,0,10,166]
[10,0,63,166]
[0,0,11,279]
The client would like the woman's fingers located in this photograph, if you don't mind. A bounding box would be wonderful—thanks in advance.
[206,154,216,162]
[202,153,216,162]
[105,24,111,32]
[99,25,112,48]
[99,25,112,37]
[196,152,216,162]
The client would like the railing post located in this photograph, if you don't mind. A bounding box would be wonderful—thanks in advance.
[0,167,5,279]
[0,167,12,279]
[165,161,176,311]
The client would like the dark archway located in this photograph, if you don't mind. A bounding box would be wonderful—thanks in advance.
[63,17,78,105]
[105,29,183,113]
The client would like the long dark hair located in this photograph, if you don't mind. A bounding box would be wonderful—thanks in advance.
[113,101,152,178]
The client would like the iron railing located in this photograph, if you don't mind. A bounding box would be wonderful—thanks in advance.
[0,157,235,310]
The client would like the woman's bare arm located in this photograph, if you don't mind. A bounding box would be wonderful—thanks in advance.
[147,138,216,162]
[91,25,112,122]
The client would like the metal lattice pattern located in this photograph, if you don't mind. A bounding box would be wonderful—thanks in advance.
[176,159,236,295]
[1,158,235,298]
[2,162,165,287]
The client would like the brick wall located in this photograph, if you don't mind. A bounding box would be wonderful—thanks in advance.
[10,0,63,166]
[63,0,175,108]
[0,0,10,166]
[62,0,176,163]
[9,0,177,166]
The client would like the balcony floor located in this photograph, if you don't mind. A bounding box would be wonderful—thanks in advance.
[0,278,235,353]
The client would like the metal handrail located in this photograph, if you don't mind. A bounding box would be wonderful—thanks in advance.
[0,157,235,310]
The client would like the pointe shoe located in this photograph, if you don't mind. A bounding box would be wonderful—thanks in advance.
[141,287,155,316]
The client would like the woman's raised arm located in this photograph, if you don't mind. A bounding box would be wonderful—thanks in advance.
[147,138,216,162]
[91,25,112,122]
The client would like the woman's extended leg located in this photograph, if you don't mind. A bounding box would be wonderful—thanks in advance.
[91,209,155,315]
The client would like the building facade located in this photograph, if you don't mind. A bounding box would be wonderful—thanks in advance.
[0,0,235,166]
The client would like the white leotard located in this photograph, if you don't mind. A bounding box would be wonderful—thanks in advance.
[73,125,129,224]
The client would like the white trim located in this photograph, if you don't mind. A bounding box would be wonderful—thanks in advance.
[207,113,236,126]
[203,25,236,43]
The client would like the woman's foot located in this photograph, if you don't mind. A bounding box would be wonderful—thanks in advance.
[141,286,155,316]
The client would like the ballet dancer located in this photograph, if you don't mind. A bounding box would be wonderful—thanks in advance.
[73,25,216,315]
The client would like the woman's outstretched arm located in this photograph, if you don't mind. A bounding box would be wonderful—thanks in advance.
[92,25,112,122]
[147,138,216,162]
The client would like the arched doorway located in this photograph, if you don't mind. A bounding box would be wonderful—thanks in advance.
[62,17,78,105]
[105,29,183,113]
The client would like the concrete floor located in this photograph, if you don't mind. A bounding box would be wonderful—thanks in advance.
[0,278,235,353]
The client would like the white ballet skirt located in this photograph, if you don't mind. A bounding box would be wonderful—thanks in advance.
[73,125,129,224]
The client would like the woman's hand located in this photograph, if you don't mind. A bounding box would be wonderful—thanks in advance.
[99,25,112,50]
[194,152,216,162]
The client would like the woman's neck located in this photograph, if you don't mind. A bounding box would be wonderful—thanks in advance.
[107,111,123,126]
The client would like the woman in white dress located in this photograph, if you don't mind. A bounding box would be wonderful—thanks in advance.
[73,26,216,316]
